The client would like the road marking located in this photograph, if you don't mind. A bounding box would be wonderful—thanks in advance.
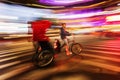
[0,52,33,62]
[0,58,30,69]
[0,47,33,55]
[81,60,120,72]
[0,63,34,80]
[85,44,120,49]
[84,46,120,51]
[84,49,120,56]
[70,58,120,73]
[0,49,33,58]
[82,53,120,62]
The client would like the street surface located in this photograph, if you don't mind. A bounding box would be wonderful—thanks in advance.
[0,34,120,80]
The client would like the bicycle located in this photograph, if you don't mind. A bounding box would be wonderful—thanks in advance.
[32,42,54,67]
[32,34,82,67]
[55,34,83,55]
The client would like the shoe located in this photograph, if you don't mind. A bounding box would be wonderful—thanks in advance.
[66,52,72,56]
[70,52,72,54]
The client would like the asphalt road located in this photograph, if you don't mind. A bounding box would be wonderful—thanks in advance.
[0,34,120,80]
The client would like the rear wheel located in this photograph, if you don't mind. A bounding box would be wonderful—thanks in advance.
[71,43,82,55]
[33,50,54,67]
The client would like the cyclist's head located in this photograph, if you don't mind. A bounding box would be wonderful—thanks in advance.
[61,23,66,28]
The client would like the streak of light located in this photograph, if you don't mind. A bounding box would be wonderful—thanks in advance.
[53,0,117,13]
[50,9,120,19]
[106,15,120,21]
[0,15,18,20]
[0,63,34,80]
[85,49,120,56]
[38,0,92,6]
[110,29,120,32]
[0,47,33,55]
[71,28,105,34]
[0,22,28,33]
[83,53,120,62]
[27,4,64,8]
[101,25,120,30]
[0,58,31,69]
[56,16,105,24]
[80,60,120,72]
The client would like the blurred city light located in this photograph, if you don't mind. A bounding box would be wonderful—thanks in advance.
[0,15,18,20]
[0,2,120,38]
[38,0,92,5]
[106,15,120,22]
[0,3,53,22]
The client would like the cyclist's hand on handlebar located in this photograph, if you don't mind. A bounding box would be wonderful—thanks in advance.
[71,33,74,36]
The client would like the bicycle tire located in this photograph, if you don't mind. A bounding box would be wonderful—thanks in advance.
[35,50,54,67]
[71,43,82,55]
[32,46,41,65]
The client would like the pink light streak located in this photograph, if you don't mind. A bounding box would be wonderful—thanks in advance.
[39,0,92,5]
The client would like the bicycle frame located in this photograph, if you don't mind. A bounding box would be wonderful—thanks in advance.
[59,35,76,51]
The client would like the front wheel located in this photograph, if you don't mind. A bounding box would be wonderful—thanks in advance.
[71,43,82,55]
[33,50,54,67]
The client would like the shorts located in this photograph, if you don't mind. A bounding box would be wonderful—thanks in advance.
[63,38,69,46]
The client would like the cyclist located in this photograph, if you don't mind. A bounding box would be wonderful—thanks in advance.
[30,20,54,54]
[60,23,72,55]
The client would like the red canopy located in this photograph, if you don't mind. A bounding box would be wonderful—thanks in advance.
[31,20,51,41]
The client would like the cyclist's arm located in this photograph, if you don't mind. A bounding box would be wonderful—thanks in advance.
[61,28,71,36]
[65,31,71,36]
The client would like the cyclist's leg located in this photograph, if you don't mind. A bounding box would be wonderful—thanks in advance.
[63,38,72,55]
[33,41,39,53]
